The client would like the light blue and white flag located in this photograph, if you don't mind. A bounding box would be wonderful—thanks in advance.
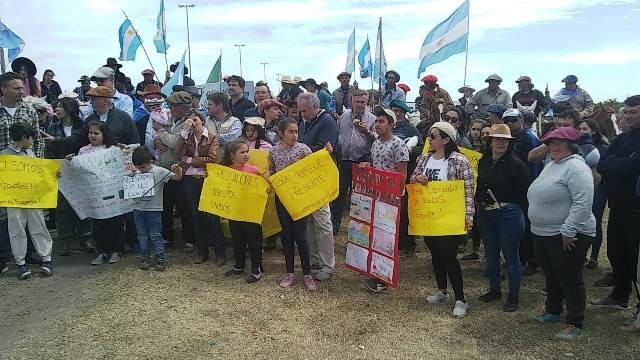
[161,51,186,96]
[358,36,372,78]
[118,19,142,61]
[372,19,387,85]
[0,20,26,62]
[345,28,356,74]
[417,0,469,78]
[153,0,170,54]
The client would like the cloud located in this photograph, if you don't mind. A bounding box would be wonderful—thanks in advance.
[544,48,640,65]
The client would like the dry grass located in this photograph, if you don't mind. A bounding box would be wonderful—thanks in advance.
[3,232,640,360]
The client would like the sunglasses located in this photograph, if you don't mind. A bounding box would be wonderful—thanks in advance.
[442,115,459,123]
[429,132,439,140]
[503,117,520,124]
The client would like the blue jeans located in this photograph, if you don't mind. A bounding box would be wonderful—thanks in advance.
[133,210,164,259]
[589,185,607,261]
[478,203,525,298]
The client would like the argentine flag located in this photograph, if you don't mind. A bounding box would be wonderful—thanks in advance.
[358,37,372,78]
[153,0,170,54]
[161,51,186,97]
[372,19,387,85]
[417,0,469,78]
[345,28,356,74]
[0,21,25,62]
[118,19,142,61]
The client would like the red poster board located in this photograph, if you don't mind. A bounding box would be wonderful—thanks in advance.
[345,165,404,287]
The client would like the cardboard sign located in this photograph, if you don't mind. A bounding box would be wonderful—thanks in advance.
[122,172,155,199]
[344,165,404,288]
[269,149,338,220]
[0,155,61,208]
[407,180,466,236]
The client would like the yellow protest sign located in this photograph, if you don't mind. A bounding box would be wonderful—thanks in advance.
[0,155,61,209]
[199,164,269,224]
[406,180,466,236]
[248,149,269,175]
[269,149,338,221]
[421,142,482,180]
[261,192,282,237]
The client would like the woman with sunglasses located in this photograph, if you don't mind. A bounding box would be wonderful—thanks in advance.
[410,122,475,317]
[442,106,472,149]
[476,124,531,312]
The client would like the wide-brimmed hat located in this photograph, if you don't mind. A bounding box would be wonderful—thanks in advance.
[429,121,457,141]
[488,124,513,139]
[280,75,296,84]
[485,74,503,83]
[59,91,79,100]
[166,91,192,106]
[458,84,475,93]
[77,75,90,83]
[244,117,266,127]
[182,86,202,97]
[141,69,155,76]
[542,127,580,143]
[337,71,351,80]
[373,105,397,123]
[137,84,166,98]
[86,86,116,98]
[502,108,522,119]
[293,76,303,84]
[90,67,115,81]
[104,57,123,68]
[11,57,37,76]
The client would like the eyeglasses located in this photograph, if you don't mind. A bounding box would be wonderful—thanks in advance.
[503,117,520,124]
[442,115,459,123]
[429,133,439,140]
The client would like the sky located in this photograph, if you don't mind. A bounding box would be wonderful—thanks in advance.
[1,0,639,102]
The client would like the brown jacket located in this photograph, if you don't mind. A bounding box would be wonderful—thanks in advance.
[332,86,355,114]
[175,129,219,174]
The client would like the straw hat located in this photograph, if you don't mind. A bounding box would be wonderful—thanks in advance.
[86,86,116,98]
[488,124,513,139]
[280,75,296,84]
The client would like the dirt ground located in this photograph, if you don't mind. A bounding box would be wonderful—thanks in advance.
[1,226,640,360]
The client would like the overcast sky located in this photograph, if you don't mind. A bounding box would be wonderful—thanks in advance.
[2,0,639,101]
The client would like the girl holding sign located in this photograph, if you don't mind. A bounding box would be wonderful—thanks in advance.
[410,121,475,318]
[268,118,321,291]
[222,139,265,283]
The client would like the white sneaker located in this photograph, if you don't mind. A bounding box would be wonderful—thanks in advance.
[109,252,121,264]
[91,254,107,265]
[426,290,450,304]
[453,300,468,318]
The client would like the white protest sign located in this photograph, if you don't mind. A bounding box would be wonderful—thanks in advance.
[196,81,255,108]
[59,147,133,220]
[122,173,155,199]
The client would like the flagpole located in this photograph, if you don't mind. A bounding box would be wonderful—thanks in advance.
[463,0,471,85]
[162,3,169,75]
[353,26,357,81]
[121,10,162,84]
[0,48,5,74]
[219,48,222,91]
[377,17,382,98]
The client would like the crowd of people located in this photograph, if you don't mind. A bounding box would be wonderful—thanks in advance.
[1,55,639,341]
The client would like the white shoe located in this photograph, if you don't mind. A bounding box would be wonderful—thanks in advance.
[453,300,468,318]
[426,290,450,304]
[91,254,107,265]
[108,252,121,264]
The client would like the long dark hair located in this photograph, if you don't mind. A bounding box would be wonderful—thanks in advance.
[243,122,273,149]
[436,129,460,158]
[222,139,249,166]
[57,97,81,124]
[580,118,608,146]
[445,106,469,137]
[86,120,115,147]
[26,76,39,96]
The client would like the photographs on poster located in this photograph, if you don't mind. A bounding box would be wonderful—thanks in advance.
[347,220,370,247]
[350,193,372,222]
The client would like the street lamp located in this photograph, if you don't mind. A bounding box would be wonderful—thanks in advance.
[178,4,195,73]
[275,73,282,93]
[234,44,245,77]
[260,62,268,83]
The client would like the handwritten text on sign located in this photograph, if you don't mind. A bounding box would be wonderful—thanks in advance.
[199,164,269,224]
[0,155,61,208]
[422,142,482,179]
[269,149,338,221]
[122,173,155,199]
[407,180,466,236]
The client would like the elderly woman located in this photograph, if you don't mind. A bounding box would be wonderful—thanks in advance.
[175,110,226,266]
[476,124,531,312]
[527,126,596,340]
[410,121,475,318]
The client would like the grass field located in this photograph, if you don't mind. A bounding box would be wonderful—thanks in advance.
[2,230,640,360]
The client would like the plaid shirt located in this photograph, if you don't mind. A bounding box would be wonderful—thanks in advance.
[411,151,475,223]
[0,103,44,157]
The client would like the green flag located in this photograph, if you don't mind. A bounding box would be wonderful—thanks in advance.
[206,55,222,83]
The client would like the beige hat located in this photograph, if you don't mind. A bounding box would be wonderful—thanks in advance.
[280,75,296,84]
[293,76,303,84]
[488,124,513,139]
[429,121,458,141]
[373,105,397,123]
[244,117,266,127]
[90,66,115,81]
[59,91,79,100]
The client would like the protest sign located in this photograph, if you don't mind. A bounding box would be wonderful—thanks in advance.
[344,165,404,288]
[248,149,269,176]
[122,172,155,199]
[0,155,61,208]
[421,142,482,179]
[268,149,338,221]
[59,147,133,220]
[199,164,270,224]
[406,180,466,236]
[261,192,282,237]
